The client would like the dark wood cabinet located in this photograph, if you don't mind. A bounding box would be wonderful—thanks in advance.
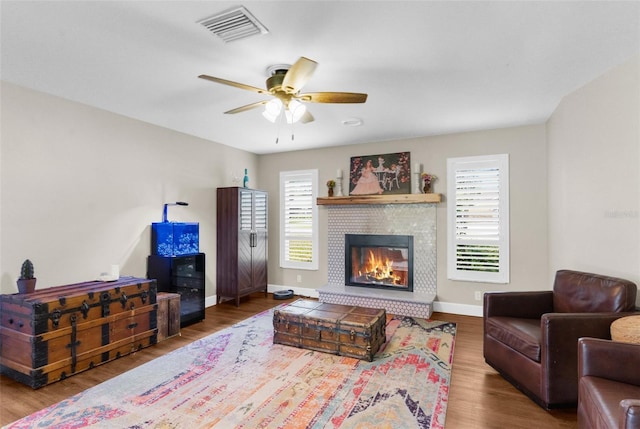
[147,253,205,327]
[216,187,268,306]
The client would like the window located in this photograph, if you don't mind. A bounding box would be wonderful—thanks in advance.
[447,154,509,283]
[280,169,318,270]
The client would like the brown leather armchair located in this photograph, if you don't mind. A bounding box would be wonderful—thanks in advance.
[483,270,637,409]
[578,338,640,429]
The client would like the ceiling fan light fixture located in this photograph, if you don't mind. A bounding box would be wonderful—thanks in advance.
[285,100,307,124]
[262,99,282,123]
[263,99,306,124]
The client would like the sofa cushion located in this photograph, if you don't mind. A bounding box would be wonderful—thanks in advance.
[579,376,640,429]
[486,317,542,362]
[554,270,638,313]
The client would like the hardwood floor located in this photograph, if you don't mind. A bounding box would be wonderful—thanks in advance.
[0,293,578,428]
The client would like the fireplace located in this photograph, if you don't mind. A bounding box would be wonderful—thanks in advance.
[319,203,436,318]
[345,234,414,292]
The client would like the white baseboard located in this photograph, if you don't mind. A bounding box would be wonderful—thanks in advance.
[269,284,482,317]
[433,301,482,317]
[268,284,319,298]
[205,295,217,308]
[205,287,482,318]
[204,285,318,308]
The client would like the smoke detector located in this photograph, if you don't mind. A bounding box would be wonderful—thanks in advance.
[342,117,364,127]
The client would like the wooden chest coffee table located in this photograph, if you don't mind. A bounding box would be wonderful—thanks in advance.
[273,299,386,361]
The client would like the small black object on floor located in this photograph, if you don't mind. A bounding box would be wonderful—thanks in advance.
[273,290,294,300]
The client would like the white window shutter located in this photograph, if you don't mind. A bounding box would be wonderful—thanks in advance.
[447,154,509,283]
[280,170,319,270]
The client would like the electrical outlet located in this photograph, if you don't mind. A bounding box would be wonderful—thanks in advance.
[296,275,302,283]
[474,291,482,301]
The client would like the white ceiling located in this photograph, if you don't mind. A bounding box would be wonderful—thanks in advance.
[2,1,639,155]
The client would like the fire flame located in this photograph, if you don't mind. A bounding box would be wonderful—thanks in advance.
[358,249,402,285]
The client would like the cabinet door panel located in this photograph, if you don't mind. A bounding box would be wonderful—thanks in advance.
[175,286,204,323]
[254,191,267,230]
[237,230,253,293]
[173,276,203,289]
[252,230,268,288]
[239,189,253,231]
[174,256,204,278]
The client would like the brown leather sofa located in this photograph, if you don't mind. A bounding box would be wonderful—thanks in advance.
[578,338,640,429]
[483,270,637,409]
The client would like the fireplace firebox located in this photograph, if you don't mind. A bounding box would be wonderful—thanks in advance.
[345,234,414,291]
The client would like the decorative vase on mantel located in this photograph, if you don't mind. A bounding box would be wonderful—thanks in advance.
[421,173,436,194]
[326,180,336,197]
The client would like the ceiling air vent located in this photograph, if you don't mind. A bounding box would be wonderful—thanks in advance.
[198,6,269,43]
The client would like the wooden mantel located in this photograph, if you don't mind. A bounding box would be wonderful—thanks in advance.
[317,193,442,205]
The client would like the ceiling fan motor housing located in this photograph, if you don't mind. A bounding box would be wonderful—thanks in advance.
[266,71,287,93]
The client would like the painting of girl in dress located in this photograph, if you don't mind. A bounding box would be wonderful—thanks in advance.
[349,152,412,195]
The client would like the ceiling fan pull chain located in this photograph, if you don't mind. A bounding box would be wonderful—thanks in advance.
[274,112,284,144]
[289,119,295,141]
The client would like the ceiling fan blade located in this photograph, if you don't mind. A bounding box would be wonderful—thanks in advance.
[298,92,368,103]
[224,100,268,114]
[300,110,314,124]
[198,75,268,94]
[282,57,318,93]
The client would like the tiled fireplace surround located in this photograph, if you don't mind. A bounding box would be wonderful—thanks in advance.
[317,203,437,318]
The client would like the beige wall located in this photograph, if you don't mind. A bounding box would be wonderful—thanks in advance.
[2,54,637,312]
[547,55,640,305]
[258,124,549,308]
[0,82,258,296]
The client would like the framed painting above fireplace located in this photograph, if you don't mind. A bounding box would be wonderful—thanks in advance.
[349,152,412,195]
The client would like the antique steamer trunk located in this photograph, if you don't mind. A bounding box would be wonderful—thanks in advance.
[0,277,157,388]
[273,300,386,361]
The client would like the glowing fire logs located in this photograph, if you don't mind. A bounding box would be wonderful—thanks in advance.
[351,247,409,288]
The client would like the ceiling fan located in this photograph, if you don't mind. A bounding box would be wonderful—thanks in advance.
[198,57,367,124]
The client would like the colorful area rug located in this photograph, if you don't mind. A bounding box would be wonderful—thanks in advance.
[4,308,456,429]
